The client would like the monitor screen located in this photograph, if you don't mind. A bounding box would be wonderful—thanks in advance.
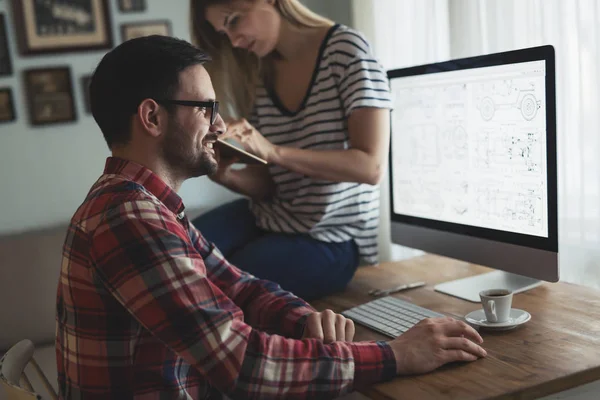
[387,46,558,300]
[388,46,557,253]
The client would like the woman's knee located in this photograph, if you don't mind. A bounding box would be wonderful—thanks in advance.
[228,236,358,299]
[191,198,259,257]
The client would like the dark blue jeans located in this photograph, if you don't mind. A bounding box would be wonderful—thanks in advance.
[192,199,359,300]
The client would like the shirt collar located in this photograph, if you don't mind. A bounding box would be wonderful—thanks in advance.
[103,157,185,216]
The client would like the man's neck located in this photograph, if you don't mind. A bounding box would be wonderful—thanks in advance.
[111,149,183,192]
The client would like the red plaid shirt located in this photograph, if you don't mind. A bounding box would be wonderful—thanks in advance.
[56,157,396,399]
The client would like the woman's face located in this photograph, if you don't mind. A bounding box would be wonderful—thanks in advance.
[205,0,281,57]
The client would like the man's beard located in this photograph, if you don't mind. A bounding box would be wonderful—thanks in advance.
[161,115,218,178]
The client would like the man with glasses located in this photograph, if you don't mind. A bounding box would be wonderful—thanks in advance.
[154,99,219,124]
[55,35,485,399]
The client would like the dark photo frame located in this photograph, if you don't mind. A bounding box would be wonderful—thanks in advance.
[0,87,16,123]
[24,67,77,125]
[118,0,146,13]
[0,14,12,76]
[11,0,113,55]
[121,20,171,42]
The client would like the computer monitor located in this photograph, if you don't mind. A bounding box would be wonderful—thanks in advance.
[387,45,558,303]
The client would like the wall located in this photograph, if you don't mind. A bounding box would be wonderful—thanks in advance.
[0,0,355,236]
[301,0,354,27]
[0,0,236,235]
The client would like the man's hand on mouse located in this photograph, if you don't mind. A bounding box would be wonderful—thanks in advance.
[389,317,487,375]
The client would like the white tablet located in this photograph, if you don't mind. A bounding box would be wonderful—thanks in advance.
[214,138,268,165]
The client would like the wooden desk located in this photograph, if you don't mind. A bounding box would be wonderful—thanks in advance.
[311,254,600,400]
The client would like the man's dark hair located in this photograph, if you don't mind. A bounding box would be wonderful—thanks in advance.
[90,35,211,149]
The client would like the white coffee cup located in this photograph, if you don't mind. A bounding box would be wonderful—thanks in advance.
[479,289,513,323]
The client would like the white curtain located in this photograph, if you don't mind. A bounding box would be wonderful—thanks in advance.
[451,0,600,289]
[354,0,600,289]
[352,0,451,262]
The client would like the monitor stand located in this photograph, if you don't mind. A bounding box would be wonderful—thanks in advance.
[434,271,542,303]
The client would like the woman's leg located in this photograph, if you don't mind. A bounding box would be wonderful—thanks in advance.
[191,198,264,258]
[228,233,359,300]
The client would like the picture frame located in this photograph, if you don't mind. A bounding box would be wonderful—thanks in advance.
[121,20,171,42]
[0,88,16,123]
[11,0,113,55]
[0,14,12,76]
[118,0,146,13]
[81,75,92,114]
[24,67,77,125]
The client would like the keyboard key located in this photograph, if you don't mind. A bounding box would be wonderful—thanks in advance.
[342,296,445,338]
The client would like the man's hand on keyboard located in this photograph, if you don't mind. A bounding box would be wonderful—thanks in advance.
[302,309,356,343]
[389,317,487,375]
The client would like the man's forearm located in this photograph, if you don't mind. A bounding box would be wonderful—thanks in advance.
[226,332,397,399]
[228,274,316,338]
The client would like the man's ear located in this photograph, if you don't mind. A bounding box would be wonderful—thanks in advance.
[137,99,166,138]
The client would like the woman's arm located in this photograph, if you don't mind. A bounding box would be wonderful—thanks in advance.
[271,108,390,185]
[227,107,390,185]
[212,163,276,201]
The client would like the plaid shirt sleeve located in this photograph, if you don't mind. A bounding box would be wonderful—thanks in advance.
[90,200,397,398]
[188,223,316,339]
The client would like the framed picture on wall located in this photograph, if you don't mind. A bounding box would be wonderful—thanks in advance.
[0,14,12,76]
[118,0,146,13]
[0,88,16,123]
[11,0,113,55]
[24,67,77,125]
[81,75,92,114]
[121,20,171,42]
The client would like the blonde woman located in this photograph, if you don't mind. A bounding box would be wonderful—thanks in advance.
[191,0,391,300]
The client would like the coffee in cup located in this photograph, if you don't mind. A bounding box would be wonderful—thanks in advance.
[479,289,513,323]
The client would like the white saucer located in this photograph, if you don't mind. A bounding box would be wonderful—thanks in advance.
[464,308,531,330]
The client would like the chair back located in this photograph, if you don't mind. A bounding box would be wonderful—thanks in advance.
[0,340,57,400]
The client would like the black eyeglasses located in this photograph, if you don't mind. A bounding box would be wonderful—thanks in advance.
[154,99,220,125]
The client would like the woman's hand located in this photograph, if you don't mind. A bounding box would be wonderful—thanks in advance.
[209,147,238,185]
[224,119,278,163]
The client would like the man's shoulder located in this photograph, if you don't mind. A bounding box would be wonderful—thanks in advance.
[70,175,163,233]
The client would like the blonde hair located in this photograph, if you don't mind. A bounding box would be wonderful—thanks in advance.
[190,0,332,120]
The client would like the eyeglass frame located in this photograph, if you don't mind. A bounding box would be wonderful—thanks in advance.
[153,99,220,125]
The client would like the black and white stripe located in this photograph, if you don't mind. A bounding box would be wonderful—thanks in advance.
[250,25,391,265]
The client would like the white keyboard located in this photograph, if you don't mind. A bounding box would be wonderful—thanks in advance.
[342,296,445,338]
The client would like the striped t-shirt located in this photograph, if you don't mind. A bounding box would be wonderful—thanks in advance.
[249,24,392,265]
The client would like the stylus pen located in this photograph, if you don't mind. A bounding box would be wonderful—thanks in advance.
[368,281,426,297]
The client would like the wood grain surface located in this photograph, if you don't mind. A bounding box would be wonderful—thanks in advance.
[311,254,600,400]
